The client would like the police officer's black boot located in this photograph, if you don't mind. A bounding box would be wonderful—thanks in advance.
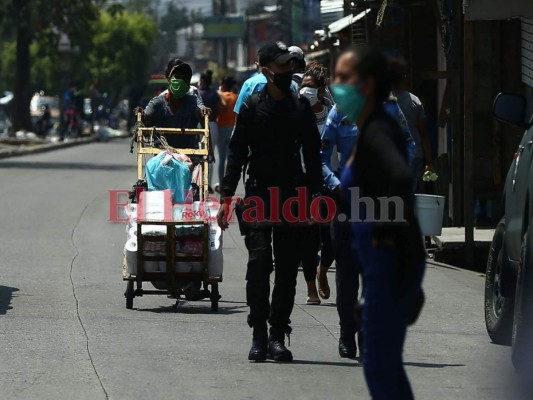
[248,324,268,362]
[267,326,293,362]
[338,331,357,359]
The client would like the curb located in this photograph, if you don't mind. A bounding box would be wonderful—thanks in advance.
[0,134,129,160]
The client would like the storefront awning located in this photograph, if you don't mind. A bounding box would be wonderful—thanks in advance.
[464,0,533,21]
[306,49,330,61]
[328,9,371,34]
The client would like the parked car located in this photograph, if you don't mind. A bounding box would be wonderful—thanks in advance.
[485,92,533,370]
[30,94,60,120]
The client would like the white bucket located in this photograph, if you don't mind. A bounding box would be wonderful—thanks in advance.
[414,194,445,236]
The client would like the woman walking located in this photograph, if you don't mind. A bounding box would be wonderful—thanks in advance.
[332,46,426,399]
[298,63,334,305]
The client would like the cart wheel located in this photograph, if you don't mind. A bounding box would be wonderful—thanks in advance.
[210,283,220,312]
[125,281,134,309]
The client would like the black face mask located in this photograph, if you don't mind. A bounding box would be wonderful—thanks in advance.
[270,71,293,93]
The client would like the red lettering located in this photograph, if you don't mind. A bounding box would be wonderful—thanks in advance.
[202,196,220,206]
[221,196,237,224]
[268,187,281,223]
[310,196,337,223]
[135,186,145,221]
[282,187,308,224]
[242,196,266,223]
[108,190,130,222]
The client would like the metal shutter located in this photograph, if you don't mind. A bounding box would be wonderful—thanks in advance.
[523,18,533,88]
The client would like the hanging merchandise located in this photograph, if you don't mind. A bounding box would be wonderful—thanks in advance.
[436,0,454,55]
[145,151,192,204]
[376,0,389,27]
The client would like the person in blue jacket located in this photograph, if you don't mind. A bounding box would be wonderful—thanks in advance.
[320,102,362,359]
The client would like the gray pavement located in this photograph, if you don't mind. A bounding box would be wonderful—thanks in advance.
[0,139,528,399]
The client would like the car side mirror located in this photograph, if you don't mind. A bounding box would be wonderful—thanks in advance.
[493,92,530,129]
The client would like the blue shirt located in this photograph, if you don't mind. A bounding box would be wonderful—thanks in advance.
[234,73,298,114]
[321,103,416,192]
[321,106,358,191]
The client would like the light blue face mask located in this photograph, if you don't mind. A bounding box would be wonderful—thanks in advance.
[331,84,367,123]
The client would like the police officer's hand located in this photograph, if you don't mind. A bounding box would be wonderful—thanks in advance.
[217,203,230,230]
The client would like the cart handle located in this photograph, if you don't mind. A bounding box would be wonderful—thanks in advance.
[136,113,210,136]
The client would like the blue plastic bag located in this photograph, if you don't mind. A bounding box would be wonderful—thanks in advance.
[145,152,192,203]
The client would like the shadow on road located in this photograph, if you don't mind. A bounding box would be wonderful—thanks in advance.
[290,359,361,367]
[404,361,465,368]
[426,260,463,272]
[135,303,246,315]
[311,303,337,307]
[0,161,134,171]
[0,285,19,315]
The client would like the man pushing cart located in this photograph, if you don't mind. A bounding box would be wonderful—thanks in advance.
[122,58,222,310]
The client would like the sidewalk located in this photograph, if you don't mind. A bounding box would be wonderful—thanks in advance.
[430,227,495,272]
[0,130,129,160]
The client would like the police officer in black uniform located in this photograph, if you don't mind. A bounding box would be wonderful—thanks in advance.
[217,42,323,362]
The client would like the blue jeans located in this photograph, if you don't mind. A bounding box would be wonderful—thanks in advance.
[354,234,425,400]
[217,126,233,183]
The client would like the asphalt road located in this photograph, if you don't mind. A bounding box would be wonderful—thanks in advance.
[0,139,529,399]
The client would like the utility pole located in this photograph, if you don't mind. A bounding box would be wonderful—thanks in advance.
[451,0,464,227]
[464,19,475,268]
[220,0,228,68]
[278,0,292,45]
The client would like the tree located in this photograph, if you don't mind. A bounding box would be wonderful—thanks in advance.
[0,0,102,132]
[87,10,157,105]
[123,0,155,16]
[153,2,190,70]
[1,40,60,95]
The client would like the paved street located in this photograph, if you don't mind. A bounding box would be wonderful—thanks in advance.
[0,139,528,399]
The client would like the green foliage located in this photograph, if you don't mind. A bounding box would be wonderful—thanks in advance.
[0,39,59,95]
[151,2,190,70]
[87,10,157,100]
[30,41,60,95]
[0,6,157,101]
[107,3,126,17]
[0,41,16,93]
[123,0,155,16]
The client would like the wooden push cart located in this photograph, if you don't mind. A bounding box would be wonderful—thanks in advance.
[122,114,222,311]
